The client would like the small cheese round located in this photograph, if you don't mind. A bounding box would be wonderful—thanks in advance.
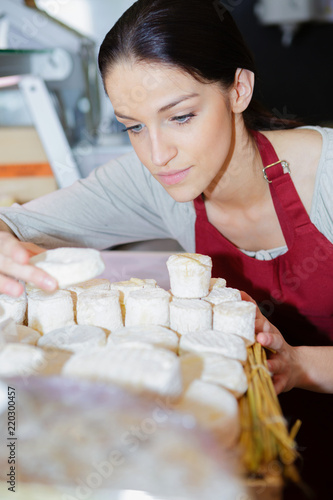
[0,319,41,346]
[174,379,240,448]
[179,329,247,364]
[62,344,183,399]
[107,325,179,353]
[0,292,27,324]
[125,288,171,327]
[0,344,46,377]
[186,353,248,398]
[203,287,241,306]
[209,278,227,291]
[67,278,111,321]
[27,289,75,335]
[76,289,123,333]
[167,253,212,298]
[16,325,41,345]
[29,247,105,289]
[110,278,157,322]
[170,298,212,336]
[37,324,106,353]
[213,301,256,346]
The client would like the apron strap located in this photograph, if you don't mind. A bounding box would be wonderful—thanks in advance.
[251,130,311,248]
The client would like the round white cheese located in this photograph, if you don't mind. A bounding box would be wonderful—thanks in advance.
[170,298,212,336]
[179,329,247,364]
[29,247,105,288]
[37,324,106,353]
[213,300,256,346]
[108,324,179,353]
[167,253,212,298]
[125,288,171,327]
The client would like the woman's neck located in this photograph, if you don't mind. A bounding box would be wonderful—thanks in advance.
[203,119,268,210]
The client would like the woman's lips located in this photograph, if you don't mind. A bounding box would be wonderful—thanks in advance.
[157,167,192,186]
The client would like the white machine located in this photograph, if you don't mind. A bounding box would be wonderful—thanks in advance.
[255,0,333,45]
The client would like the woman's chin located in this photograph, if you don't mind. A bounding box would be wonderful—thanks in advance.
[162,185,202,203]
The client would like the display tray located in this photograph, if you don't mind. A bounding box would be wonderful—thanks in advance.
[0,250,290,500]
[0,375,246,500]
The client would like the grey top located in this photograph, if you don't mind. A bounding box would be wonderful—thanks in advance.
[0,126,332,260]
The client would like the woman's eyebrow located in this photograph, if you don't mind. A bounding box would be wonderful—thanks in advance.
[114,93,199,120]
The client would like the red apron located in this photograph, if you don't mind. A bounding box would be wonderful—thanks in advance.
[194,130,333,499]
[194,130,333,345]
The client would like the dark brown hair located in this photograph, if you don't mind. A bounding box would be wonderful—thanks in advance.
[98,0,300,130]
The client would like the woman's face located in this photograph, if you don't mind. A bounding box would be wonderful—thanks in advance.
[105,61,234,203]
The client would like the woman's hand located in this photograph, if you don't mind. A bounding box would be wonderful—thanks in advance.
[241,291,301,394]
[0,231,58,297]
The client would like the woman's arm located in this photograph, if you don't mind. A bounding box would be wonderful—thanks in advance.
[0,220,57,296]
[241,291,333,394]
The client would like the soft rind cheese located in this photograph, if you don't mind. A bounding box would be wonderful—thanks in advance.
[37,324,106,353]
[30,247,105,288]
[27,289,75,335]
[167,253,212,298]
[0,292,27,324]
[62,344,183,399]
[16,325,41,345]
[125,288,171,327]
[213,301,256,346]
[170,298,212,336]
[107,324,179,353]
[76,289,123,333]
[179,329,247,363]
[66,279,111,321]
[203,287,241,306]
[209,278,227,291]
[181,353,248,398]
[0,319,41,346]
[110,278,157,322]
[0,344,46,377]
[174,379,240,448]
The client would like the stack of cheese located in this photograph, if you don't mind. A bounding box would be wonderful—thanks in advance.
[0,248,257,450]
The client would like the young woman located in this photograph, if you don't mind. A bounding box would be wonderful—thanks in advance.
[0,1,332,495]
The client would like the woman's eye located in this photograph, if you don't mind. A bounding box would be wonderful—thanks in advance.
[122,124,144,134]
[172,113,195,125]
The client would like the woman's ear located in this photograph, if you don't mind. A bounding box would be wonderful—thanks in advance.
[230,68,255,113]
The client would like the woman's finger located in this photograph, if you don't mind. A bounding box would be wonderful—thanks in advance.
[0,274,25,297]
[0,232,30,265]
[257,331,284,351]
[272,374,286,395]
[21,242,47,257]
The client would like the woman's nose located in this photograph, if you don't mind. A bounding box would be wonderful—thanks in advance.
[150,132,177,167]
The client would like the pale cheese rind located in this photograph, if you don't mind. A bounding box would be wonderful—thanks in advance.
[62,344,183,399]
[203,287,241,306]
[110,278,157,322]
[107,324,179,353]
[27,289,75,335]
[66,279,111,321]
[174,379,240,448]
[167,253,212,298]
[0,292,27,325]
[37,324,106,353]
[170,298,212,336]
[181,353,248,398]
[209,277,227,291]
[30,247,105,288]
[125,288,171,327]
[0,319,41,346]
[0,344,46,377]
[179,329,247,363]
[76,289,123,333]
[213,301,256,346]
